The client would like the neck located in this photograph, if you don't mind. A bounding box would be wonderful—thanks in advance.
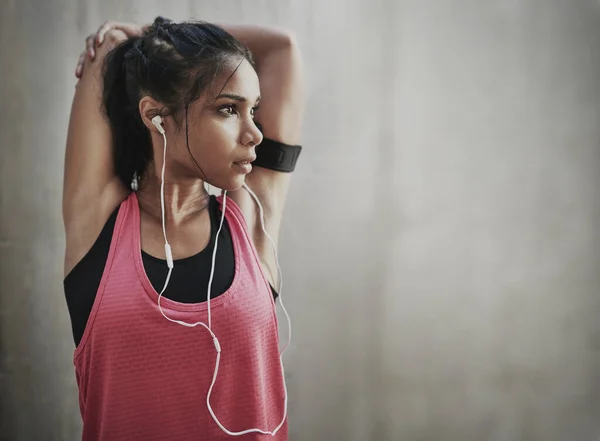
[136,173,211,226]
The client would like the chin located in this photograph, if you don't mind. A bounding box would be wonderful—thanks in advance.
[215,175,247,193]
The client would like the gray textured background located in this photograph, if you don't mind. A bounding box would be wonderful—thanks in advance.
[1,0,600,440]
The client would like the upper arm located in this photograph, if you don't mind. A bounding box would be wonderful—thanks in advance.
[229,33,305,284]
[62,30,129,276]
[253,33,305,145]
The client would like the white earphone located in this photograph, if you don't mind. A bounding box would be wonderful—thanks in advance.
[152,115,165,134]
[152,118,291,437]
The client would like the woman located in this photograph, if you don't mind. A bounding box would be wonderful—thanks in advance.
[63,16,304,441]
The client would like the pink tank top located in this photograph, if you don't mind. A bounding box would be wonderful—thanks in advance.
[73,192,288,441]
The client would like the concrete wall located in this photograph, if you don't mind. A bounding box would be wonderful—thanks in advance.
[1,0,599,440]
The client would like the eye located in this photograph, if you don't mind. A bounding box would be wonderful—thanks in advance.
[218,104,260,118]
[219,104,237,116]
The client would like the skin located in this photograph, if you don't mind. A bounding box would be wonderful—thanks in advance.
[63,22,304,289]
[134,60,263,266]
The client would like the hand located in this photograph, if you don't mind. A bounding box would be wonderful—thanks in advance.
[75,21,148,79]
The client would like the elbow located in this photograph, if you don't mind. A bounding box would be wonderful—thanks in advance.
[279,29,296,47]
[281,31,300,54]
[267,27,299,52]
[273,31,303,73]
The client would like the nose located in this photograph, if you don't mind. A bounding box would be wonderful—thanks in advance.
[241,120,263,147]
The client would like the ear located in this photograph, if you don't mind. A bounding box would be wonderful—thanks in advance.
[139,96,166,133]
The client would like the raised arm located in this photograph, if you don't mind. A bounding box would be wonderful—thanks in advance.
[222,25,305,285]
[63,25,141,276]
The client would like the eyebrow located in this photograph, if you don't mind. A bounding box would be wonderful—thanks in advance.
[214,93,261,103]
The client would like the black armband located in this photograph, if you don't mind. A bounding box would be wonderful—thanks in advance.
[252,138,302,173]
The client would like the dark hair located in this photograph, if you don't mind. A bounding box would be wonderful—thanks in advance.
[102,17,255,188]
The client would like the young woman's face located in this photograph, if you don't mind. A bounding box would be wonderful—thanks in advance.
[167,59,263,191]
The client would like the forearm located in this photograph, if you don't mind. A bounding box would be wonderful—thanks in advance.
[215,23,294,64]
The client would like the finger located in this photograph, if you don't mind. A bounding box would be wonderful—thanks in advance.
[98,21,144,45]
[96,21,113,45]
[75,52,86,78]
[86,35,95,59]
[76,51,86,76]
[112,22,145,36]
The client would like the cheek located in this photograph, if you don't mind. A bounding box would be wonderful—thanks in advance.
[186,121,235,161]
[203,119,238,146]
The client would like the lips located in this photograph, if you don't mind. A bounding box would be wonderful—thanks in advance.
[234,155,257,165]
[233,155,256,174]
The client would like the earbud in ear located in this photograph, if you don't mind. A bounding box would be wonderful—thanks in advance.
[152,115,165,134]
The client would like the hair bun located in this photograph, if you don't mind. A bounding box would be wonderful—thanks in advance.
[153,16,172,29]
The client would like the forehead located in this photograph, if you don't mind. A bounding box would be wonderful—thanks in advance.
[210,59,260,101]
